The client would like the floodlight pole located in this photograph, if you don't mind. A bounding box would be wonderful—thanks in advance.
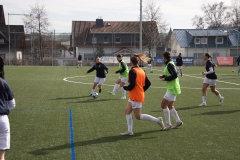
[140,0,142,53]
[8,13,10,65]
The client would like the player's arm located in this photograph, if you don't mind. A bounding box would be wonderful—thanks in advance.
[86,66,96,73]
[4,82,15,110]
[143,76,151,92]
[115,61,126,73]
[165,63,178,81]
[123,70,136,91]
[102,63,109,73]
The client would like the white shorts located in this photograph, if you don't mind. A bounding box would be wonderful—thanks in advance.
[176,66,183,70]
[163,92,177,102]
[119,77,127,83]
[128,99,142,109]
[148,64,152,67]
[203,77,216,86]
[78,60,82,63]
[0,115,10,150]
[94,77,106,85]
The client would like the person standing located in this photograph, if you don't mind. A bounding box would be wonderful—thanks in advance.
[0,78,16,160]
[176,53,183,77]
[237,55,240,75]
[199,53,224,106]
[86,57,108,95]
[147,53,153,73]
[108,54,129,99]
[159,51,183,130]
[0,56,4,79]
[120,53,164,136]
[77,53,82,68]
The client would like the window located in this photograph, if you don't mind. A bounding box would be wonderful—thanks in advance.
[115,37,121,43]
[201,38,207,44]
[92,37,97,44]
[216,37,223,44]
[103,37,109,43]
[194,38,200,44]
[193,53,203,60]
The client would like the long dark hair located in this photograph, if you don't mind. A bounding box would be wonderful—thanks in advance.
[204,53,217,67]
[163,52,171,61]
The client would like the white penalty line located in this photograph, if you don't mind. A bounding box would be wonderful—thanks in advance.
[63,76,240,90]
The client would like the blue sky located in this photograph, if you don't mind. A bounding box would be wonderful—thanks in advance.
[2,0,232,33]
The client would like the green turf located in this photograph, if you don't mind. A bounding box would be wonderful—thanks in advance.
[4,65,240,160]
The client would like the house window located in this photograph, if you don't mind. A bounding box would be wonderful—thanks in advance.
[194,38,200,44]
[92,37,97,44]
[0,39,4,44]
[103,37,109,43]
[216,37,223,44]
[201,38,207,44]
[115,37,121,43]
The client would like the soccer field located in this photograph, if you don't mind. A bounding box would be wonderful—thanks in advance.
[4,66,240,160]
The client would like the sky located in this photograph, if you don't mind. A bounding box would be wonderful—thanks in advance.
[2,0,233,33]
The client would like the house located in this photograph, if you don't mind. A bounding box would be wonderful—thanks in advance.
[70,18,161,65]
[169,28,240,64]
[0,5,26,64]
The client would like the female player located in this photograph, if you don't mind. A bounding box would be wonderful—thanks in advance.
[199,53,224,106]
[0,78,16,160]
[86,57,108,95]
[176,53,183,77]
[108,54,129,99]
[159,51,183,130]
[121,53,164,136]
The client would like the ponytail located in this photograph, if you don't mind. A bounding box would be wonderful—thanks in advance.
[205,53,217,67]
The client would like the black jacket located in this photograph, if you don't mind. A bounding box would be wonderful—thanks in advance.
[87,62,108,78]
[0,78,14,115]
[176,56,183,66]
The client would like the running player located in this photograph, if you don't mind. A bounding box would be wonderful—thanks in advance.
[0,78,16,160]
[199,53,224,106]
[120,53,164,136]
[237,55,240,75]
[159,51,183,130]
[108,54,129,99]
[86,57,108,95]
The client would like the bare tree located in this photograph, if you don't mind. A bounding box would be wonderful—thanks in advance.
[230,0,240,27]
[22,2,51,64]
[143,0,167,55]
[192,1,231,28]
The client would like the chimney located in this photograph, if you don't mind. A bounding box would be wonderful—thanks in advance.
[96,17,104,28]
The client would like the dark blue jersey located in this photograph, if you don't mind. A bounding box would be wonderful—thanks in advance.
[205,60,217,79]
[0,78,14,115]
[176,56,183,66]
[87,62,108,78]
[78,55,82,61]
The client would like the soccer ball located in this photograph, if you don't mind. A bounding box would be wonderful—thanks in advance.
[92,92,98,99]
[232,70,235,72]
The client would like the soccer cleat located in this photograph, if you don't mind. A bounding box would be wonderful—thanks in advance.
[219,97,224,105]
[163,124,172,131]
[172,121,183,129]
[90,93,92,96]
[99,88,102,93]
[157,117,164,130]
[120,131,134,136]
[120,97,126,99]
[199,103,206,106]
[108,91,115,96]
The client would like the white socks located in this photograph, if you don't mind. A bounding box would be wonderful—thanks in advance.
[126,114,133,132]
[121,87,126,97]
[140,114,158,122]
[217,94,222,99]
[113,84,119,93]
[170,108,181,123]
[163,108,171,125]
[202,96,206,104]
[91,89,94,94]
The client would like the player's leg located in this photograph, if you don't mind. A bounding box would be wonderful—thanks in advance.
[119,78,127,99]
[0,115,10,160]
[161,94,172,130]
[98,78,106,93]
[91,77,99,95]
[199,78,209,106]
[121,101,134,136]
[209,82,224,105]
[108,78,121,95]
[168,101,183,129]
[180,67,183,77]
[150,64,153,73]
[80,61,82,67]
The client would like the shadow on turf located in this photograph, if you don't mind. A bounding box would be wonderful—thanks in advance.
[150,105,214,112]
[28,129,160,156]
[50,95,91,100]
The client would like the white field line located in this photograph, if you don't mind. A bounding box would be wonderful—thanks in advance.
[63,75,240,90]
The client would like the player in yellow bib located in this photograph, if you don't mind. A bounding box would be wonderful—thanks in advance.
[108,54,129,99]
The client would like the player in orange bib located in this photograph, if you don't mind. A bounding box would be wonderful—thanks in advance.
[120,53,164,136]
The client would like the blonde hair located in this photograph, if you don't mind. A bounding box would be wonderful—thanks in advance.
[131,53,150,65]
